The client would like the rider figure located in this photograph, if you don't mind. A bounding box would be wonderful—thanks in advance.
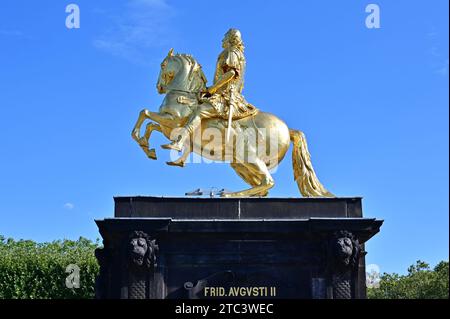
[162,28,257,152]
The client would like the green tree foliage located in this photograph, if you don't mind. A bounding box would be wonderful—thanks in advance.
[0,235,99,299]
[368,260,449,299]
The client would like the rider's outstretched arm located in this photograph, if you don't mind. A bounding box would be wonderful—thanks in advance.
[207,69,237,95]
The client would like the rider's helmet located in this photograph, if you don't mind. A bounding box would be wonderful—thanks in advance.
[223,28,244,51]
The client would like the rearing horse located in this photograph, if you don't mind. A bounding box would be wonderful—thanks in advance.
[132,50,333,198]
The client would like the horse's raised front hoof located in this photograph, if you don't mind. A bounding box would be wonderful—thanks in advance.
[145,148,157,160]
[166,160,185,168]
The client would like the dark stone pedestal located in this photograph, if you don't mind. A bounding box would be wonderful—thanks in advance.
[95,197,382,299]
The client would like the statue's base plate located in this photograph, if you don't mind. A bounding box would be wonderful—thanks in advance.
[95,197,382,299]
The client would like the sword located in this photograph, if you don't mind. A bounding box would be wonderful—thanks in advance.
[226,103,233,143]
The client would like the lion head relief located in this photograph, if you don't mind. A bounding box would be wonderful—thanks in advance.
[329,230,361,273]
[128,231,158,269]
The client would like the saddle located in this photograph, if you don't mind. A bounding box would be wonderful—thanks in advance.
[177,96,259,121]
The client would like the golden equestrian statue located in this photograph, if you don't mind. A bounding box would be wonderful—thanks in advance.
[132,28,334,198]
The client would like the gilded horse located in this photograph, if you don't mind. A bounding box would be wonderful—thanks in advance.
[132,51,333,198]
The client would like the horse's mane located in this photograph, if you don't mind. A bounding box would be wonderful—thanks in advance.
[173,53,207,85]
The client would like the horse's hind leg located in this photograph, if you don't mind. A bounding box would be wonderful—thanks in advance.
[229,163,268,197]
[223,159,274,197]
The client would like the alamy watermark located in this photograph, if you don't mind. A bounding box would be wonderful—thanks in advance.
[365,4,381,29]
[65,264,80,289]
[166,126,281,171]
[65,4,80,29]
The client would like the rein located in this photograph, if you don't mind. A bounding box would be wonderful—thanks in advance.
[170,89,201,95]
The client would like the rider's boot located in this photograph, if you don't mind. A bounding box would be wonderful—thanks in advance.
[166,158,186,167]
[161,134,185,152]
[161,110,202,151]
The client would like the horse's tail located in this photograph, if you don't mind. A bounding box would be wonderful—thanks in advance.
[289,129,334,197]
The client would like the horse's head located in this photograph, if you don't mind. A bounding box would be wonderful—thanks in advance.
[156,49,207,94]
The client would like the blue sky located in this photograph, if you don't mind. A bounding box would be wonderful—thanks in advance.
[0,0,448,274]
